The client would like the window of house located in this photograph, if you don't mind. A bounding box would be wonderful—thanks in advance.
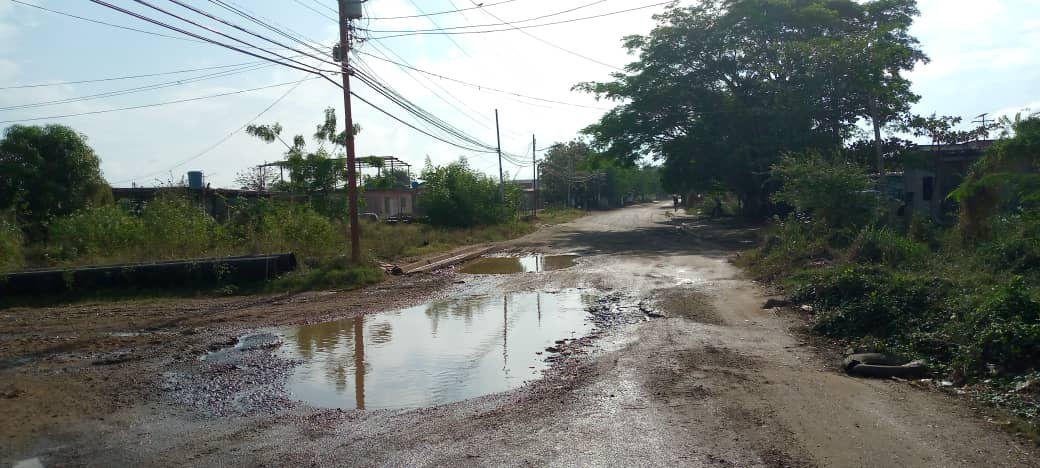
[922,177,934,201]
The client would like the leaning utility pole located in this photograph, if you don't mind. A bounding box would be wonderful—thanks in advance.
[532,134,538,216]
[495,109,505,203]
[339,0,362,262]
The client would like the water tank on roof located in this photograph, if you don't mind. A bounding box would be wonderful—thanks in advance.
[343,0,363,20]
[187,171,204,190]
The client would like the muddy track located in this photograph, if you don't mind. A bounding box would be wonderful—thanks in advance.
[2,203,1037,467]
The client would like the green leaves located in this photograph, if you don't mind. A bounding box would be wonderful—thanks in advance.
[579,0,926,216]
[0,124,109,236]
[770,151,877,229]
[419,161,517,228]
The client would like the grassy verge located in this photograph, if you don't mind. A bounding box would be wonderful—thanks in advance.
[738,215,1040,438]
[0,207,585,306]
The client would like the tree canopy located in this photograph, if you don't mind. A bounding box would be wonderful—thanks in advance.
[0,124,111,233]
[419,158,520,228]
[578,0,927,216]
[246,108,352,218]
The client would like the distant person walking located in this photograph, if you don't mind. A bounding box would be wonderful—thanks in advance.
[673,195,680,212]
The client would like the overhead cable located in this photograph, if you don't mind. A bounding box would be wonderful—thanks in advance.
[364,0,608,34]
[0,78,319,124]
[0,62,278,111]
[355,51,611,110]
[0,60,283,90]
[405,0,473,58]
[366,2,672,39]
[469,4,625,71]
[108,77,311,185]
[86,0,338,83]
[367,0,520,20]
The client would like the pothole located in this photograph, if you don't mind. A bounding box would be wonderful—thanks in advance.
[279,290,603,410]
[458,254,579,275]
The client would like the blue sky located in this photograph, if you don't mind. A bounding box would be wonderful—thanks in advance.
[0,0,1037,188]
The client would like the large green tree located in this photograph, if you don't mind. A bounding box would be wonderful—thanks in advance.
[0,124,111,233]
[578,0,926,216]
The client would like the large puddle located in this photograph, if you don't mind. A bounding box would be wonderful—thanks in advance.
[459,254,578,274]
[280,291,595,410]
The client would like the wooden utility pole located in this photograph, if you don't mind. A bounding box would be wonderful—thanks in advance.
[339,0,361,262]
[495,109,504,202]
[532,134,538,216]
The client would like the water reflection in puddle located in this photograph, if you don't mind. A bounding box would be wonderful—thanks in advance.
[281,291,594,410]
[459,255,578,274]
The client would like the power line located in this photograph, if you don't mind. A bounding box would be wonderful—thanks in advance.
[405,0,473,59]
[0,62,277,111]
[366,2,672,39]
[0,60,281,90]
[10,0,208,44]
[367,0,520,20]
[309,0,338,16]
[355,51,611,110]
[108,77,311,185]
[0,78,318,124]
[469,3,625,71]
[208,0,331,59]
[290,0,336,22]
[128,0,337,75]
[360,43,528,140]
[11,0,301,52]
[86,0,338,83]
[353,68,498,152]
[350,88,497,154]
[352,67,529,163]
[365,0,608,33]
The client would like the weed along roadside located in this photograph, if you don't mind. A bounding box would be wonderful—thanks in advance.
[0,199,586,305]
[735,119,1040,438]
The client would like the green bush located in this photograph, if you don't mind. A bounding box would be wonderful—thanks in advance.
[770,151,877,229]
[0,218,23,271]
[419,161,521,228]
[139,197,229,259]
[846,227,928,267]
[257,204,340,258]
[793,266,950,348]
[976,215,1040,274]
[952,278,1040,375]
[741,215,829,279]
[46,197,229,264]
[47,205,145,260]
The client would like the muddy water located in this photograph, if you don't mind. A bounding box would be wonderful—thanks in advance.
[459,255,578,274]
[280,291,595,410]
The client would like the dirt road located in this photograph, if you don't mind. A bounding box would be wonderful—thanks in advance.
[2,203,1036,466]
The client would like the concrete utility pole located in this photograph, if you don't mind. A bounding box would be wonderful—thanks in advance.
[339,0,362,262]
[495,109,504,203]
[532,134,538,216]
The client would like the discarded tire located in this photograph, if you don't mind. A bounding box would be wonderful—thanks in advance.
[843,353,928,379]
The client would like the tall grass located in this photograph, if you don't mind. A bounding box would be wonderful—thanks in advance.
[0,217,23,272]
[8,198,584,293]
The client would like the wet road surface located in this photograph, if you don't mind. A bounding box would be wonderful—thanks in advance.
[3,203,1037,467]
